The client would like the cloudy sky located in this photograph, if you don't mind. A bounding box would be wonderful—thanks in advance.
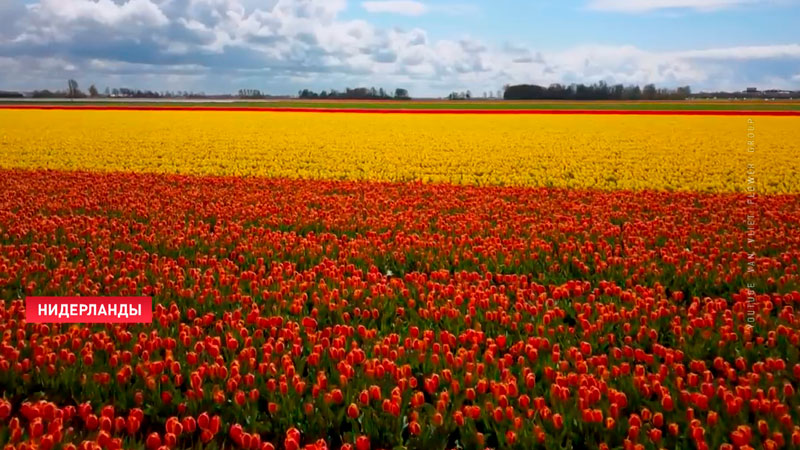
[1,0,799,96]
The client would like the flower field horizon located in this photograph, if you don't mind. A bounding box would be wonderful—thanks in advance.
[1,110,800,450]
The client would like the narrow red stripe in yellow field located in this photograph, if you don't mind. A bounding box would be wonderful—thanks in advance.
[1,104,799,115]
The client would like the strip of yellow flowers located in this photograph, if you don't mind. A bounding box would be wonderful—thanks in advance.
[1,110,797,193]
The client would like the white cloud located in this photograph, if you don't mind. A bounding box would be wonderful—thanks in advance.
[361,1,428,15]
[34,0,169,28]
[0,0,798,96]
[674,44,800,60]
[587,0,760,12]
[361,1,478,16]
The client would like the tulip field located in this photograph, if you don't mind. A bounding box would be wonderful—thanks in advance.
[1,110,799,192]
[1,107,800,450]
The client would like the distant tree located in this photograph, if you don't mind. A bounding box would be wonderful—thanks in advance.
[394,88,410,99]
[504,84,546,100]
[394,88,409,99]
[612,84,624,99]
[67,79,80,99]
[88,84,99,97]
[596,81,609,99]
[624,85,642,100]
[642,84,657,100]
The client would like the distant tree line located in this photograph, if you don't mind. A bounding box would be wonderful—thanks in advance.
[447,90,474,100]
[0,90,24,98]
[110,88,163,98]
[448,90,504,100]
[503,82,692,100]
[298,87,410,100]
[109,87,213,98]
[29,89,70,98]
[27,79,88,99]
[24,80,215,99]
[689,89,798,100]
[4,79,796,101]
[238,89,266,99]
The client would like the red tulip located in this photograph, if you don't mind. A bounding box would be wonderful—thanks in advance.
[347,404,359,419]
[126,417,140,435]
[454,411,465,426]
[359,390,370,405]
[182,416,196,433]
[230,424,243,442]
[0,401,11,420]
[85,414,99,431]
[649,429,661,443]
[146,433,161,450]
[201,430,215,444]
[198,412,210,430]
[355,435,370,450]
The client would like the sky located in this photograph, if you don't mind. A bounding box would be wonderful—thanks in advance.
[0,0,799,97]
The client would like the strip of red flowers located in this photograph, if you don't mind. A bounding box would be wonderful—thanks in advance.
[2,104,800,115]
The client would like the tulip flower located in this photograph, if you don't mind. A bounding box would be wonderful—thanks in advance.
[347,404,359,419]
[355,435,370,450]
[146,433,161,450]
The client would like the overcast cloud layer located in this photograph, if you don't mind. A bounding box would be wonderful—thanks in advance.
[0,0,798,96]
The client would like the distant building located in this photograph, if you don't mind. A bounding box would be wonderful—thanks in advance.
[745,87,758,93]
